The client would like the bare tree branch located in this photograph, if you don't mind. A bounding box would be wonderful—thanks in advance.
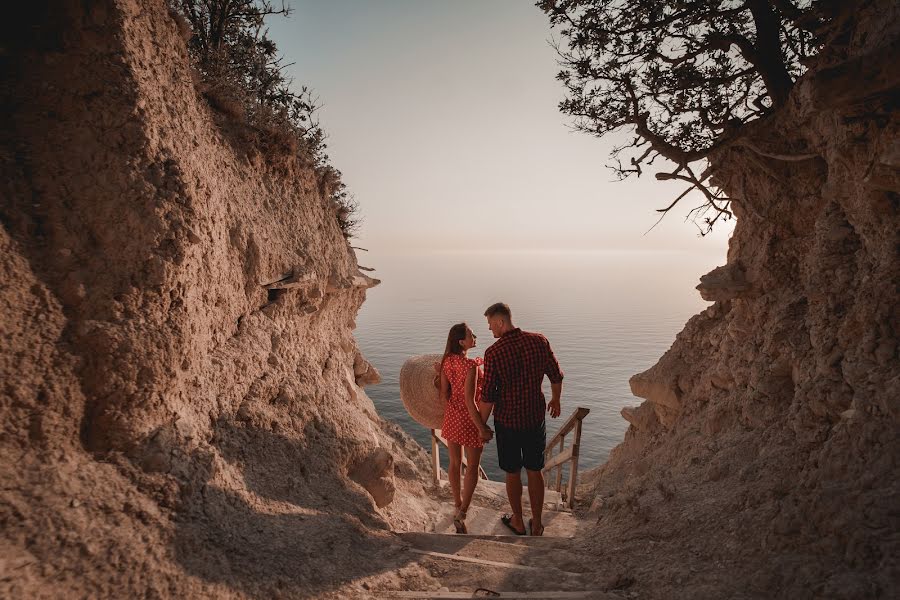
[539,0,825,232]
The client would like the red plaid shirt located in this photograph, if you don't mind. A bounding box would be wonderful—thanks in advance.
[481,329,564,430]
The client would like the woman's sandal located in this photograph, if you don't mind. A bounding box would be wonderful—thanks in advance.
[500,513,527,536]
[453,509,468,534]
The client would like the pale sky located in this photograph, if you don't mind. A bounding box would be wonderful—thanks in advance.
[268,0,734,256]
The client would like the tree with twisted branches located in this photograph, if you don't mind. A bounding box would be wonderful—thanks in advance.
[538,0,836,233]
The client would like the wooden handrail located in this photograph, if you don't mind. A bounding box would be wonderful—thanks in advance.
[426,406,589,510]
[430,429,489,482]
[542,446,573,472]
[542,407,589,509]
[545,407,590,454]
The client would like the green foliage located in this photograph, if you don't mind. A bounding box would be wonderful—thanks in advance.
[170,0,358,236]
[332,183,362,239]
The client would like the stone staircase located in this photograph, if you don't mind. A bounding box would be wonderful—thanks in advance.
[375,409,610,598]
[428,481,576,536]
[378,481,616,599]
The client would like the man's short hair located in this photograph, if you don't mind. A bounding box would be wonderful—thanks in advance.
[484,302,512,320]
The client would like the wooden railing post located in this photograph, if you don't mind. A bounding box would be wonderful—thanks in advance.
[566,419,583,509]
[431,429,488,482]
[554,436,565,493]
[542,407,590,509]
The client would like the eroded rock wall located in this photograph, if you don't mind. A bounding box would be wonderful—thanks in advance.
[581,2,899,598]
[1,1,431,597]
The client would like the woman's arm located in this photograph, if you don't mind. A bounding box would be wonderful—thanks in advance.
[465,366,492,440]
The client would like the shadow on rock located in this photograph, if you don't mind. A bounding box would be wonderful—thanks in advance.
[173,486,407,597]
[211,418,388,529]
[170,418,412,596]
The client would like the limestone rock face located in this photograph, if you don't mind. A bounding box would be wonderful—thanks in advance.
[348,448,396,508]
[620,404,659,433]
[581,2,900,598]
[0,2,434,598]
[354,352,383,387]
[629,371,681,411]
[628,368,681,430]
[628,352,688,430]
[695,263,751,302]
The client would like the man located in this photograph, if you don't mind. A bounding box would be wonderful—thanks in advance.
[478,302,563,536]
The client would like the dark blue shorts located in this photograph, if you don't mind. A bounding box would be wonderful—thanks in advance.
[495,421,546,473]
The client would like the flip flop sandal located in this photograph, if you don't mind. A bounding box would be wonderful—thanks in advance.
[528,518,545,537]
[500,514,526,536]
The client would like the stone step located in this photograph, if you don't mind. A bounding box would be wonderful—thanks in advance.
[475,479,568,511]
[430,503,578,538]
[399,531,583,572]
[382,592,613,599]
[394,535,595,597]
[399,531,573,548]
[409,549,568,573]
[438,479,570,513]
[387,503,598,599]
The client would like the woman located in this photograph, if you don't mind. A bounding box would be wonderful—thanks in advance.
[438,322,492,533]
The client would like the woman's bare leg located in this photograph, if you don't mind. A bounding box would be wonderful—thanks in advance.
[460,446,484,514]
[447,442,462,509]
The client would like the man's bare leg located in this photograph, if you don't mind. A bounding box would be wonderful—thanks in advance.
[526,469,545,534]
[505,470,526,533]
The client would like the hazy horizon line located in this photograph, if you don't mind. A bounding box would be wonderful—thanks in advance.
[356,246,728,257]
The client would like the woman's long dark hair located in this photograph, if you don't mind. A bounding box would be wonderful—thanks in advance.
[442,322,468,366]
[436,322,468,393]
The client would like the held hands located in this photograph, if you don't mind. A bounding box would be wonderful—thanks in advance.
[478,424,494,442]
[547,398,561,418]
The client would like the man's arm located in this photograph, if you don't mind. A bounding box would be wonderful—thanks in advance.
[548,382,562,418]
[480,349,499,422]
[544,338,563,418]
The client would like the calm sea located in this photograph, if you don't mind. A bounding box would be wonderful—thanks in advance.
[355,250,720,480]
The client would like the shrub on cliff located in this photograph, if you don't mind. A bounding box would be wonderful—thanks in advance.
[539,0,839,233]
[169,0,359,237]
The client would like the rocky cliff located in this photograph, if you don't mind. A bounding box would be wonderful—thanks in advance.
[3,1,898,599]
[581,2,899,598]
[1,2,434,598]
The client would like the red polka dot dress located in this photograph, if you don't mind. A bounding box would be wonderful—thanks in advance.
[440,354,485,448]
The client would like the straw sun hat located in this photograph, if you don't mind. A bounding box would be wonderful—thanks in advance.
[399,353,445,429]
